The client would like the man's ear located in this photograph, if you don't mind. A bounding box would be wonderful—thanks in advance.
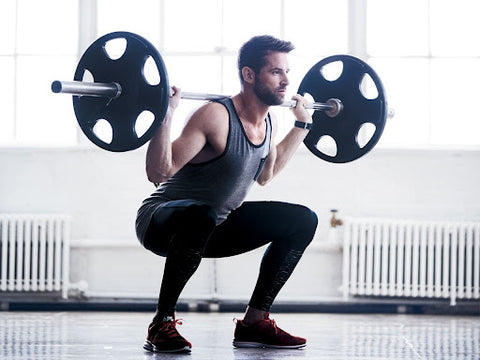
[242,67,255,84]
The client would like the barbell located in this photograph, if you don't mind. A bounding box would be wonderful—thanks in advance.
[51,31,391,163]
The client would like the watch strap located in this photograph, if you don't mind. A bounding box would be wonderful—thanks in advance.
[294,120,312,130]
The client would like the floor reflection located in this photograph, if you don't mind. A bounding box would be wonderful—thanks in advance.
[0,311,478,360]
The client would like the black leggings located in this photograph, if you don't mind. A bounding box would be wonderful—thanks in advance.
[142,200,318,317]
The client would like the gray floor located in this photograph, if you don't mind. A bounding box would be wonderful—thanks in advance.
[1,311,479,360]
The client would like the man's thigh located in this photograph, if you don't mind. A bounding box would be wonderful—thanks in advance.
[204,201,308,258]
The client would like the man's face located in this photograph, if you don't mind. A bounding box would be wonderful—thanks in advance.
[253,51,290,106]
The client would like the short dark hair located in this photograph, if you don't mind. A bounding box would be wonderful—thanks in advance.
[237,35,295,83]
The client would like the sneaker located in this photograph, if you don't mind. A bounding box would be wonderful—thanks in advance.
[232,313,306,349]
[143,316,192,353]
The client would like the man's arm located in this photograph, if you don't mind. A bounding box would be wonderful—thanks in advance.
[256,94,312,185]
[146,88,229,184]
[145,87,206,184]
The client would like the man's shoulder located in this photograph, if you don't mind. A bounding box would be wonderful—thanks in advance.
[189,101,229,122]
[184,100,230,136]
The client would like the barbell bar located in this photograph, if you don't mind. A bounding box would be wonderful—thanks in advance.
[51,31,391,162]
[51,80,343,116]
[51,80,121,99]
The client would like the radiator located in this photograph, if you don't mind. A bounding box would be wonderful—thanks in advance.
[342,218,480,305]
[0,214,71,299]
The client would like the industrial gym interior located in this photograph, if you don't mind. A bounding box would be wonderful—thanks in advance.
[1,0,479,359]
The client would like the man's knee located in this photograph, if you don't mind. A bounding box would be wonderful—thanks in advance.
[291,205,318,249]
[290,204,318,230]
[300,205,318,229]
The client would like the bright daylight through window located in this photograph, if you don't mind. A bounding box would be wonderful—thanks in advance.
[1,0,479,149]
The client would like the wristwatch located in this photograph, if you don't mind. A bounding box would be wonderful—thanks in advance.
[294,120,312,130]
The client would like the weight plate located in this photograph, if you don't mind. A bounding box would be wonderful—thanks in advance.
[298,55,388,163]
[73,31,170,152]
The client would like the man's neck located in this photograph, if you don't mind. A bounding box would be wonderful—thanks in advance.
[232,92,269,126]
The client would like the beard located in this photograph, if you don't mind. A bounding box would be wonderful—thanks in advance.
[253,81,285,106]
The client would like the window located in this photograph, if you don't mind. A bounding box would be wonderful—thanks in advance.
[1,0,79,147]
[3,0,478,149]
[367,0,480,148]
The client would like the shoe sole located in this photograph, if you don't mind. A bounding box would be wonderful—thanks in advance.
[143,340,191,353]
[233,340,306,349]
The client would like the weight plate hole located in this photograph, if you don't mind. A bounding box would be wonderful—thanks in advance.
[316,135,337,157]
[359,73,378,100]
[356,122,376,148]
[135,110,155,138]
[320,61,343,82]
[302,93,315,116]
[93,119,113,144]
[143,56,161,86]
[81,69,95,82]
[104,38,127,60]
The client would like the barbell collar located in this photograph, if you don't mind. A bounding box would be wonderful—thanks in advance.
[51,80,122,99]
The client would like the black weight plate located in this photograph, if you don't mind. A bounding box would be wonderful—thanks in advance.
[298,55,388,163]
[73,32,170,152]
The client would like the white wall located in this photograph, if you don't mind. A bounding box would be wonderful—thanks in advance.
[1,146,479,300]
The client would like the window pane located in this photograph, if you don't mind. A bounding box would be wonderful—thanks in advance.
[223,0,281,52]
[288,56,328,96]
[367,0,429,57]
[17,0,78,55]
[430,58,480,145]
[97,0,161,45]
[285,0,348,56]
[0,1,16,55]
[16,56,78,146]
[430,0,480,56]
[369,58,430,147]
[222,55,241,96]
[165,56,222,93]
[164,56,222,138]
[164,0,222,52]
[0,57,15,143]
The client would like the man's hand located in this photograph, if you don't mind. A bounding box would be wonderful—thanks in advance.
[167,86,182,116]
[289,94,313,125]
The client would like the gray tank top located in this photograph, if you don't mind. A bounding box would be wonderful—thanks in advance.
[135,97,272,241]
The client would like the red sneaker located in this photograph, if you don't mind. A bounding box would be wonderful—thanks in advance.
[233,313,306,349]
[143,317,192,353]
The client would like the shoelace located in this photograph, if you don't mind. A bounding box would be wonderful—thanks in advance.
[266,318,279,335]
[156,319,184,338]
[233,315,280,335]
[262,312,279,335]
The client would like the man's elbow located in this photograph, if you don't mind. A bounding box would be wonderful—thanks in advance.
[257,178,269,186]
[146,166,172,184]
[256,172,273,186]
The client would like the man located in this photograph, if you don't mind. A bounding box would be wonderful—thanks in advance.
[136,35,318,353]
